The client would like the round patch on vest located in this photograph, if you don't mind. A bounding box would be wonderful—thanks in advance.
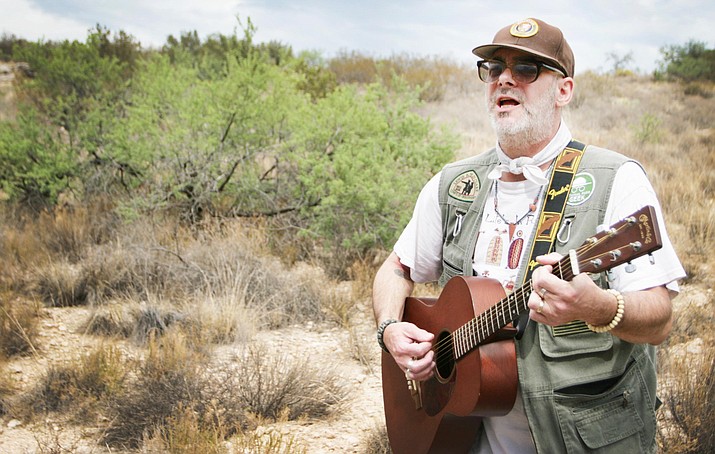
[448,170,480,201]
[567,172,595,206]
[510,19,539,38]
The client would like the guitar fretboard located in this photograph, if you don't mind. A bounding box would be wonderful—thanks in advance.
[451,259,573,360]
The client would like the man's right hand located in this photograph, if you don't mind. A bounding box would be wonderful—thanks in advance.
[383,322,435,381]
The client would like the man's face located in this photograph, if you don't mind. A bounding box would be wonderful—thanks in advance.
[484,49,563,146]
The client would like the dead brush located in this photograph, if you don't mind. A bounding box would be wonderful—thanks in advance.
[217,343,348,422]
[31,261,93,307]
[17,344,126,420]
[0,295,41,357]
[231,427,307,454]
[142,402,227,454]
[101,336,347,450]
[658,344,715,453]
[102,330,211,449]
[0,357,16,416]
[657,290,715,453]
[363,422,392,454]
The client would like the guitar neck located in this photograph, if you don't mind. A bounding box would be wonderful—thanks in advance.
[448,204,662,362]
[451,259,572,360]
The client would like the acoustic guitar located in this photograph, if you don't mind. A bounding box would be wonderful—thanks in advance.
[381,205,663,454]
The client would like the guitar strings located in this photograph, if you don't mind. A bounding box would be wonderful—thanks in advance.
[430,221,632,372]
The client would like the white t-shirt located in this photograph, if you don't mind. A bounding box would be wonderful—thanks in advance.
[393,135,686,454]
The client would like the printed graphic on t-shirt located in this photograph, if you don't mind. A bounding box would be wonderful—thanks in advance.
[474,190,540,293]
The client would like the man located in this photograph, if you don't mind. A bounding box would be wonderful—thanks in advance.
[373,18,685,453]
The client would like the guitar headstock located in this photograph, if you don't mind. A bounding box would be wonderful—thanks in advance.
[575,205,663,274]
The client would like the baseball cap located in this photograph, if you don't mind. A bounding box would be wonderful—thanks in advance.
[472,18,574,77]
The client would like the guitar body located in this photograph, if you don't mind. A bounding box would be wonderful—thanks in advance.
[382,276,518,454]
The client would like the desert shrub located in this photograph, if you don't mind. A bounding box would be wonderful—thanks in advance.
[230,429,306,454]
[181,295,259,345]
[34,202,118,262]
[683,82,714,98]
[31,261,93,307]
[328,51,466,102]
[329,50,378,84]
[633,113,663,144]
[103,337,346,450]
[0,295,40,357]
[143,403,228,454]
[0,360,16,415]
[220,343,346,421]
[363,423,392,454]
[103,331,211,449]
[658,347,715,453]
[657,290,714,453]
[21,345,125,418]
[83,300,136,337]
[658,40,715,82]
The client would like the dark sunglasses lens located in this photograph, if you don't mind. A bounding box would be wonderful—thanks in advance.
[479,61,504,82]
[512,63,539,83]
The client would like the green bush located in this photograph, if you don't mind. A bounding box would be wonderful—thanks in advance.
[658,40,715,82]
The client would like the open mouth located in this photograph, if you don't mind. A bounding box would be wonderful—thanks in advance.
[497,96,520,109]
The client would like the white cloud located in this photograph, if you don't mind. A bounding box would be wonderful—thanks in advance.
[1,0,712,73]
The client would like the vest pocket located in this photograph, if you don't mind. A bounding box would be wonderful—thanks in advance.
[552,360,653,453]
[572,397,644,451]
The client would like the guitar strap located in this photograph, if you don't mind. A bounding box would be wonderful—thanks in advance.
[513,140,586,338]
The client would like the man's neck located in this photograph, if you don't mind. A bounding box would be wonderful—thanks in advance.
[500,136,553,159]
[499,122,560,159]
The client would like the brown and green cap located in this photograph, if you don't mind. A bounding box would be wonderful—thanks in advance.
[472,18,574,77]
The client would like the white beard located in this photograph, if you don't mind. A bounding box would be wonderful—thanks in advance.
[488,81,559,152]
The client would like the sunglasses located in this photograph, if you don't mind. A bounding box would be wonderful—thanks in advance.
[477,60,566,84]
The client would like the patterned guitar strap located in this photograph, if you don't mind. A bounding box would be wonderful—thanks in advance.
[513,140,586,338]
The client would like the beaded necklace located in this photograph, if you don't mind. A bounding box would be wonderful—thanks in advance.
[493,180,543,241]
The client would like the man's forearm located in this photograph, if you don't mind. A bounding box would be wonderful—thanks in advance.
[612,286,673,345]
[372,251,414,325]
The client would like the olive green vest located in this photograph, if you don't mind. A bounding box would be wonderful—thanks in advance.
[437,146,659,453]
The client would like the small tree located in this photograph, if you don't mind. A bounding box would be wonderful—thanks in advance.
[658,40,715,82]
[606,51,634,75]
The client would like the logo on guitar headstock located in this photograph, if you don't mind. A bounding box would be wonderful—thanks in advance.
[638,213,654,244]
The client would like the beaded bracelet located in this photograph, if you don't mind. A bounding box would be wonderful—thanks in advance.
[377,318,399,352]
[587,289,625,333]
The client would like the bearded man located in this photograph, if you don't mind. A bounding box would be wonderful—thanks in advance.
[373,17,685,453]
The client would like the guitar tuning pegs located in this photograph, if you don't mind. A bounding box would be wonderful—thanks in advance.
[649,253,656,265]
[625,262,637,273]
[607,270,616,282]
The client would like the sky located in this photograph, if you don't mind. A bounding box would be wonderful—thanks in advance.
[2,0,713,74]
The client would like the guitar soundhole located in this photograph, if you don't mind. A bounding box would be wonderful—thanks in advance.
[434,330,455,383]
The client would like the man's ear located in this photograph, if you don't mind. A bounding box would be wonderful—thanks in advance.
[556,77,575,107]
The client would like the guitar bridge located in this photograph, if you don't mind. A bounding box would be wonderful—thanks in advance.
[407,379,423,409]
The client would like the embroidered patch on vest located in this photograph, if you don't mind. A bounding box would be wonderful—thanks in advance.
[552,320,591,337]
[567,172,595,206]
[448,170,480,201]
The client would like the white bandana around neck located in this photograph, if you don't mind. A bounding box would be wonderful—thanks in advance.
[488,122,572,186]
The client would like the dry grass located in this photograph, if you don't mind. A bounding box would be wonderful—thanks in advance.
[15,344,126,420]
[657,301,715,454]
[363,423,391,454]
[101,334,346,450]
[0,294,41,357]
